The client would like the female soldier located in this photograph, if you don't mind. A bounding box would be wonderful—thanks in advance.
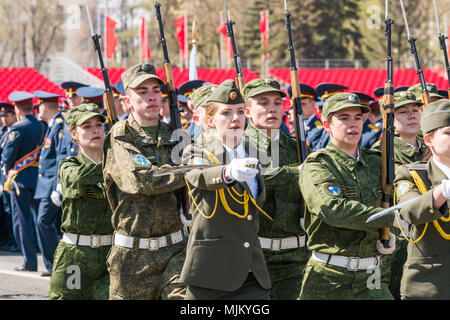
[49,103,113,300]
[180,79,272,300]
[371,91,427,299]
[298,92,396,300]
[394,99,450,299]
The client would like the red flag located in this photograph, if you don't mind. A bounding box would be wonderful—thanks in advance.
[260,12,269,56]
[217,21,232,59]
[105,16,118,59]
[174,16,187,60]
[141,17,151,61]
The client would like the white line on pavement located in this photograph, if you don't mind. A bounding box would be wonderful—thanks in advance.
[0,269,50,281]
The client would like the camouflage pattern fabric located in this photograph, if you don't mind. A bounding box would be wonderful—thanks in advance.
[102,113,187,300]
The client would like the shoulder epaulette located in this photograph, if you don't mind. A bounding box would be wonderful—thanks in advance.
[403,163,427,170]
[367,124,380,132]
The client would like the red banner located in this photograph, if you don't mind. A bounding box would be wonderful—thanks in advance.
[141,17,151,61]
[217,21,232,59]
[105,16,118,59]
[260,11,269,57]
[174,16,187,60]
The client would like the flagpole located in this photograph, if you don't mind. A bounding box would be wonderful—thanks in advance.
[185,12,188,70]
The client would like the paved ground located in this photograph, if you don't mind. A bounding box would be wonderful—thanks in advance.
[0,250,49,300]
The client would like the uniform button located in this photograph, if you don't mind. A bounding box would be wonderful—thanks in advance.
[38,174,42,178]
[244,242,249,248]
[429,209,434,214]
[247,215,253,221]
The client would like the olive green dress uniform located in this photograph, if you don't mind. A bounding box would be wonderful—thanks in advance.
[394,99,450,299]
[49,105,113,300]
[298,93,395,300]
[103,114,187,300]
[241,78,310,300]
[371,91,427,299]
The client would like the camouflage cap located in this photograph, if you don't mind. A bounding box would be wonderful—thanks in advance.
[203,79,244,105]
[322,92,370,119]
[191,85,217,109]
[420,99,450,134]
[121,63,163,91]
[393,91,423,109]
[407,83,443,102]
[241,78,286,102]
[65,103,106,129]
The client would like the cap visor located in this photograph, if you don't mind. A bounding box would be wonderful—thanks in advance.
[128,74,164,89]
[75,113,106,127]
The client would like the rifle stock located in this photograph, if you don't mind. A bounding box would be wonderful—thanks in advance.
[103,90,118,126]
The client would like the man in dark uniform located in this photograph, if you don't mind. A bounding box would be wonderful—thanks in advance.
[0,103,18,252]
[353,92,382,149]
[179,80,206,138]
[33,91,66,277]
[307,83,348,151]
[287,83,318,138]
[2,92,47,272]
[60,81,88,108]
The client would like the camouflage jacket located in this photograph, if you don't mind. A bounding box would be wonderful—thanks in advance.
[102,113,186,237]
[299,142,394,257]
[58,152,113,235]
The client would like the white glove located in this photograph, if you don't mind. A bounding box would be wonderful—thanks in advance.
[56,183,62,194]
[51,190,62,207]
[226,157,259,182]
[376,232,396,255]
[300,218,306,232]
[442,180,450,199]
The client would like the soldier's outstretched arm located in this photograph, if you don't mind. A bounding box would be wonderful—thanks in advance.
[58,158,103,199]
[299,158,394,232]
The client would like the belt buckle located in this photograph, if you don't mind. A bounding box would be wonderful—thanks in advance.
[148,238,160,251]
[346,257,360,271]
[90,235,101,248]
[271,239,281,251]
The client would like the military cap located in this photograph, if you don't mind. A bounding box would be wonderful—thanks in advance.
[0,102,15,116]
[33,91,61,104]
[116,81,126,96]
[420,99,450,134]
[351,92,374,106]
[322,92,370,119]
[203,79,244,105]
[8,91,34,106]
[177,94,188,104]
[287,83,318,101]
[160,84,168,100]
[242,78,286,102]
[65,103,106,129]
[393,91,423,109]
[315,83,348,101]
[373,87,384,98]
[179,80,206,98]
[121,63,163,91]
[76,87,105,104]
[437,89,448,99]
[61,81,89,98]
[394,86,409,93]
[407,83,443,102]
[191,85,217,109]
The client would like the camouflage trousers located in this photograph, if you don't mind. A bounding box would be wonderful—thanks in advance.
[299,257,394,300]
[107,241,186,300]
[49,241,110,300]
[381,237,408,300]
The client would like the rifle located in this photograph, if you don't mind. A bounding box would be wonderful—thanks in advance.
[379,0,395,248]
[84,1,118,126]
[399,0,431,106]
[283,0,308,163]
[432,0,450,97]
[154,1,190,222]
[223,0,245,91]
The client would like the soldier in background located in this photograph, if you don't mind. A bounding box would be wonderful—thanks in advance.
[103,63,187,300]
[242,79,309,300]
[61,81,88,109]
[353,92,382,149]
[407,83,443,104]
[2,92,47,272]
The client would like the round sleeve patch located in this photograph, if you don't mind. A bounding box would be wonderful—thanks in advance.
[324,183,341,196]
[133,154,151,168]
[396,181,413,198]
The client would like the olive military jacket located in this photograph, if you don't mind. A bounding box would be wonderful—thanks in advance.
[58,152,113,235]
[299,142,395,258]
[180,134,271,292]
[395,158,450,299]
[102,113,186,238]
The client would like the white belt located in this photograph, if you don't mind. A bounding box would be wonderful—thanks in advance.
[62,233,113,248]
[312,251,381,271]
[259,235,306,251]
[113,230,184,251]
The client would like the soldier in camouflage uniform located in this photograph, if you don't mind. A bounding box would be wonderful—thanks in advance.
[241,79,309,300]
[180,79,271,300]
[371,91,428,299]
[407,83,444,104]
[298,93,396,300]
[103,63,187,300]
[49,104,113,300]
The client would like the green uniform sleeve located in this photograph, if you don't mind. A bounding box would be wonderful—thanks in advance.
[263,165,299,189]
[299,158,394,231]
[395,166,447,225]
[58,158,103,199]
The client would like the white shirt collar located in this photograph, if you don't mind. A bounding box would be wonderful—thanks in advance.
[223,142,246,160]
[433,158,450,180]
